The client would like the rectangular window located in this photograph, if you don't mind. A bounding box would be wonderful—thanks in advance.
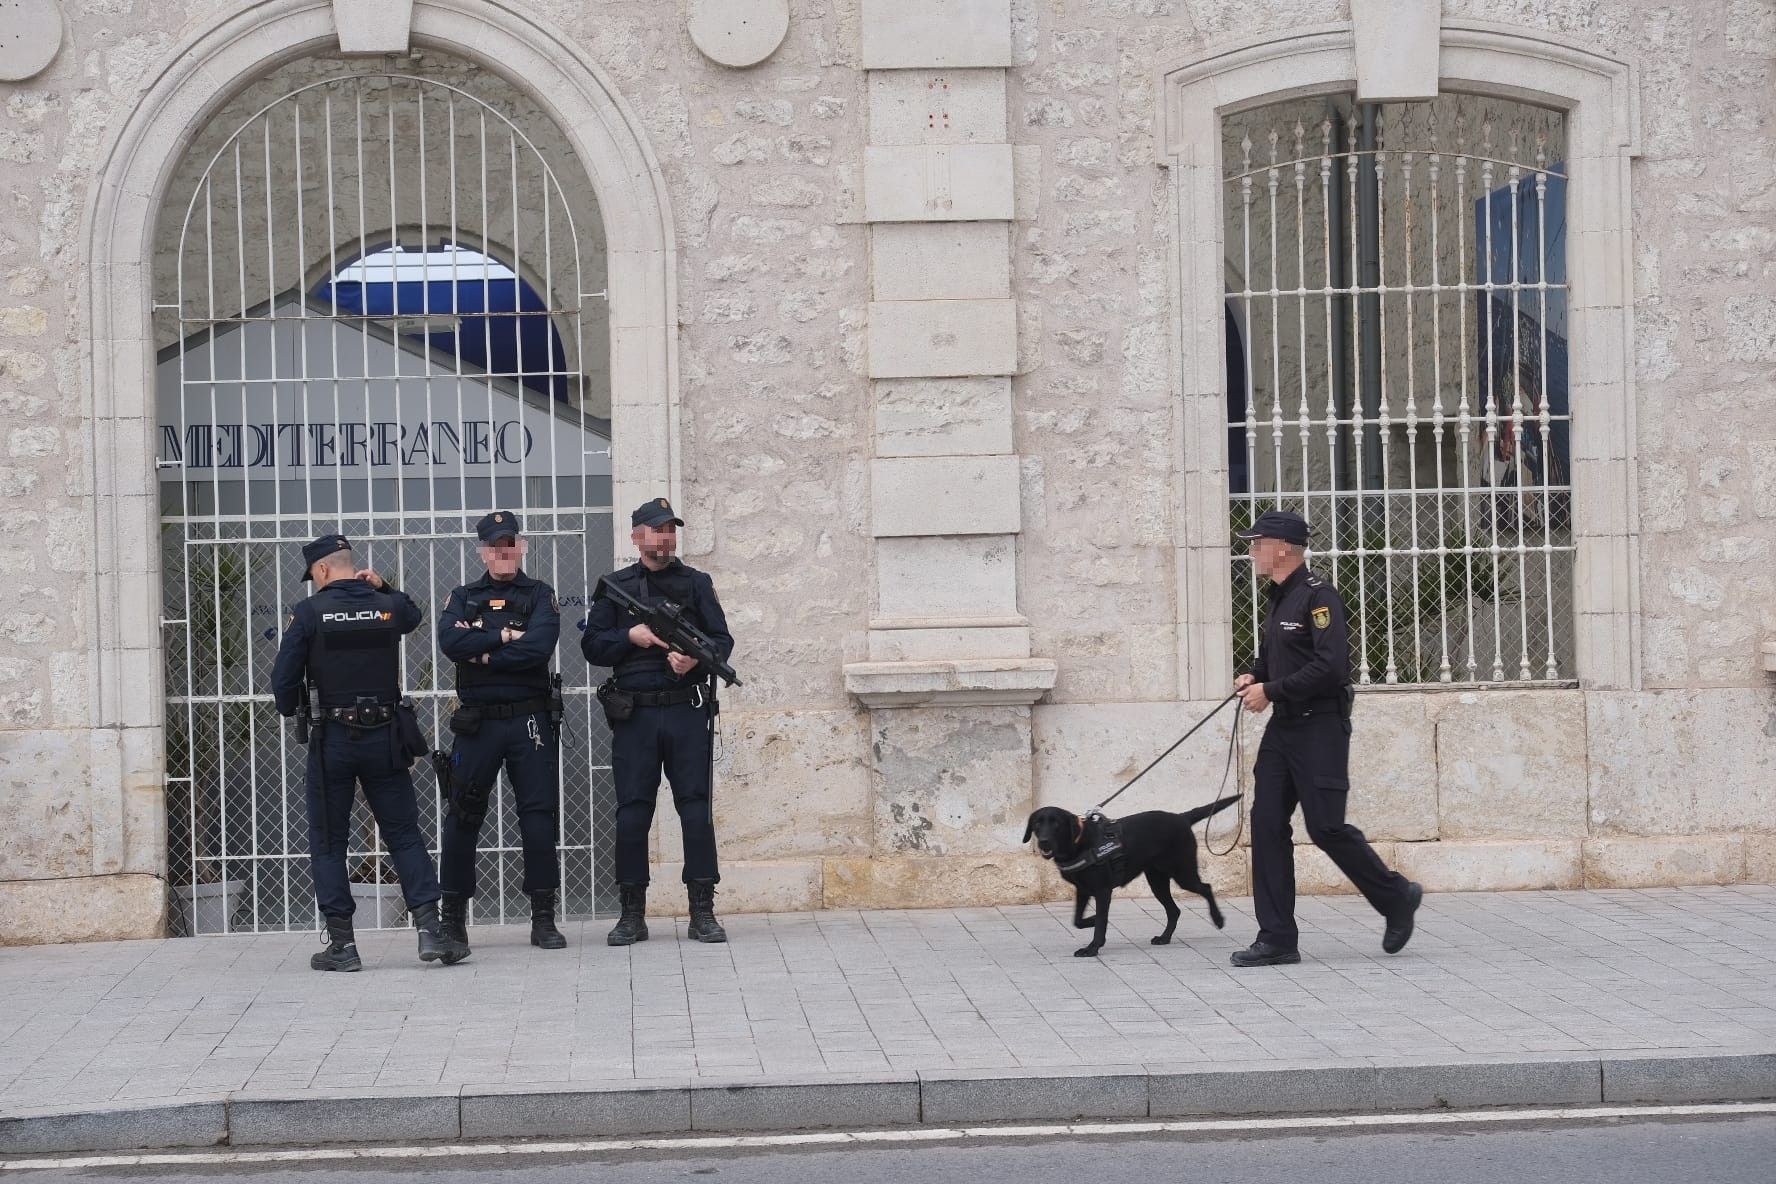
[1224,95,1574,685]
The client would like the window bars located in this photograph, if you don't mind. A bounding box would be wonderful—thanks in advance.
[1225,96,1575,686]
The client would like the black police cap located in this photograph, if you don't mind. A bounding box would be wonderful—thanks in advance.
[632,497,684,528]
[298,534,351,582]
[1235,510,1311,546]
[476,510,521,544]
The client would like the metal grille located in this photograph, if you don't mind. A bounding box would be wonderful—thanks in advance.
[1224,96,1575,686]
[156,73,617,935]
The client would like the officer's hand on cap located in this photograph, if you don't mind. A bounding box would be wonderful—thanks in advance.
[356,568,385,590]
[628,623,664,648]
[668,652,700,676]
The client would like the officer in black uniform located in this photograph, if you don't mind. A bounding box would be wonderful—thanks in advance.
[436,511,566,955]
[271,533,466,971]
[1230,510,1424,967]
[582,498,734,946]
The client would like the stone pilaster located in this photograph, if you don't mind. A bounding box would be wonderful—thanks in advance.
[841,0,1053,900]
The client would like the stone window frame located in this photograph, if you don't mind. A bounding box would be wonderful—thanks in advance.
[81,0,679,885]
[1160,20,1642,701]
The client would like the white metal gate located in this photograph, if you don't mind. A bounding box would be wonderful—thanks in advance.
[156,73,618,935]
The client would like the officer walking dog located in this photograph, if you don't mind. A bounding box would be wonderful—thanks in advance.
[435,511,567,958]
[1230,510,1423,967]
[271,534,466,971]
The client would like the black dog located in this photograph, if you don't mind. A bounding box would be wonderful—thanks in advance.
[1024,798,1238,958]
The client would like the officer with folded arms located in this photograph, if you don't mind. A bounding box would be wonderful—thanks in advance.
[583,497,735,946]
[272,533,466,971]
[1230,509,1423,967]
[435,511,566,955]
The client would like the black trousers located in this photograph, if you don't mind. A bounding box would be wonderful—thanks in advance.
[438,711,560,897]
[305,722,442,919]
[1250,712,1412,950]
[611,701,719,887]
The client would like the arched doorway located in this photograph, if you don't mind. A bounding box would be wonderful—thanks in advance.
[152,62,616,935]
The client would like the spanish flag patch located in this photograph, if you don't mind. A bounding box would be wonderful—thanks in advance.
[1312,606,1331,629]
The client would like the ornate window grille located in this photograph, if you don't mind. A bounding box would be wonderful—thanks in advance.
[1225,95,1575,686]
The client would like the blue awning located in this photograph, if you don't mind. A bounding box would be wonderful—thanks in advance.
[314,246,568,401]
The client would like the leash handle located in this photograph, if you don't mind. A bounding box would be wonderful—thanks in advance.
[1095,690,1240,811]
[1205,704,1248,857]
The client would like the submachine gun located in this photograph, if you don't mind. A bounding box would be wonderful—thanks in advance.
[593,576,742,687]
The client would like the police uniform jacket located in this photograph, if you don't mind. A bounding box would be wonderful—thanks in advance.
[1250,565,1350,709]
[437,570,561,706]
[581,559,733,692]
[272,578,423,714]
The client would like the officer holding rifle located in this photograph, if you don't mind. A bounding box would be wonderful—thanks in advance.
[582,498,738,946]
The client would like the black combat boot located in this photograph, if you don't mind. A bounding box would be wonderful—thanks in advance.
[412,899,469,964]
[606,883,649,946]
[438,892,472,964]
[529,890,567,949]
[310,914,362,972]
[686,880,727,944]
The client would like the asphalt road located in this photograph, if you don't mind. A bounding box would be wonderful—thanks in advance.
[6,1113,1773,1183]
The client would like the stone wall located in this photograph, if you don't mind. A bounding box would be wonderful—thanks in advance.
[1,0,1773,941]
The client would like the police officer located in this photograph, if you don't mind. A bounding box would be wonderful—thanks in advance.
[271,534,466,971]
[436,511,566,954]
[1230,510,1423,967]
[582,498,734,946]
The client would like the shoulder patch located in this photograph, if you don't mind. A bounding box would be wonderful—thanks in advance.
[1312,605,1331,629]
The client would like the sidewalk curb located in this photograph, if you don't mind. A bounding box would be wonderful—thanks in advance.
[3,1050,1773,1156]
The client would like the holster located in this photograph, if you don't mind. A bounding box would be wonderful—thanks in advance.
[449,705,484,736]
[429,749,452,800]
[1340,683,1356,736]
[596,677,635,724]
[442,747,493,830]
[394,699,429,763]
[549,672,565,729]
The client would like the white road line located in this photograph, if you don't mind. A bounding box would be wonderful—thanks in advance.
[5,1102,1775,1172]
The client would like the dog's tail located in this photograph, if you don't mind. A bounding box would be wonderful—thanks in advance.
[1180,795,1241,827]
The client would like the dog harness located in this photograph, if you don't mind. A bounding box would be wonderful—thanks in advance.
[1058,811,1126,879]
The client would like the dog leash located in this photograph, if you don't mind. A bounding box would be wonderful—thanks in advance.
[1094,691,1240,811]
[1205,704,1248,857]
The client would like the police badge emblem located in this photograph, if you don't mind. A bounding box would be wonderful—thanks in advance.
[1312,606,1331,629]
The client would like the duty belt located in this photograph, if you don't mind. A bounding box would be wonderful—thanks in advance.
[1274,697,1342,719]
[322,703,396,727]
[623,685,707,708]
[460,696,552,720]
